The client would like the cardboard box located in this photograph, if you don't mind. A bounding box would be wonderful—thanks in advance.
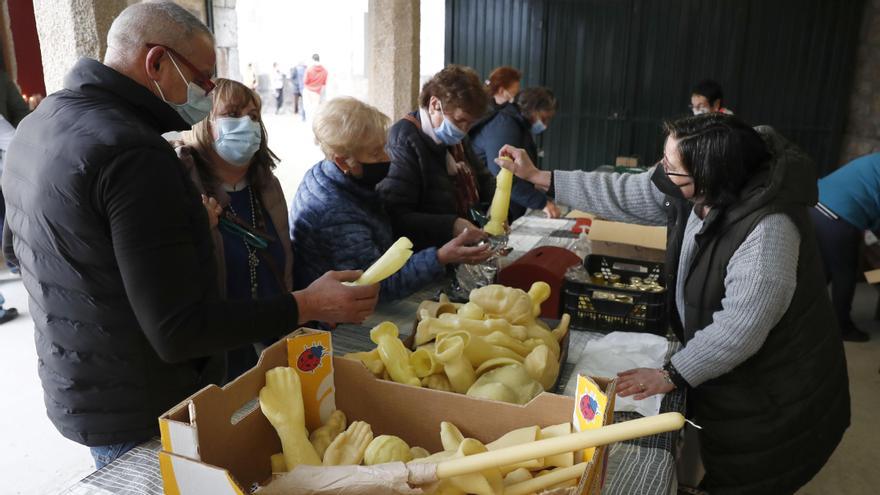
[614,156,639,168]
[589,219,666,263]
[158,331,616,495]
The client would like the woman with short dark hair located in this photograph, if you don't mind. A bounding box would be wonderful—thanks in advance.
[470,86,560,220]
[378,65,495,250]
[497,113,850,495]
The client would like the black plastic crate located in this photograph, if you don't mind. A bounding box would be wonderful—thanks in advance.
[562,254,668,335]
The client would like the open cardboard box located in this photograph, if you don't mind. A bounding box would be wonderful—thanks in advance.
[589,219,666,263]
[158,329,616,495]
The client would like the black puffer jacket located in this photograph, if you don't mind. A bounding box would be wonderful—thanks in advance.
[2,58,300,446]
[379,111,495,250]
[469,102,547,221]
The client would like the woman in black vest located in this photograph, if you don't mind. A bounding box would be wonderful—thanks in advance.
[497,113,850,495]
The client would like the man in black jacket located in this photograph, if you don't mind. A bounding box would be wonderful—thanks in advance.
[2,2,378,469]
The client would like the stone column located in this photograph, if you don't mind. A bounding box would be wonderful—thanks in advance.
[212,0,240,81]
[840,0,880,164]
[32,0,128,94]
[367,0,419,120]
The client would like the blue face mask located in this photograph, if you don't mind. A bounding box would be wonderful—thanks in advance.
[531,119,547,135]
[153,53,213,126]
[213,116,262,166]
[434,102,467,146]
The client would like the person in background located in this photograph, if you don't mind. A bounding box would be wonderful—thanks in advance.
[271,62,284,114]
[291,61,306,121]
[470,86,560,221]
[291,97,492,302]
[176,78,295,379]
[378,65,494,251]
[485,65,521,109]
[690,79,734,116]
[810,152,880,342]
[498,113,849,494]
[303,53,328,119]
[243,62,257,91]
[1,2,378,469]
[0,67,28,321]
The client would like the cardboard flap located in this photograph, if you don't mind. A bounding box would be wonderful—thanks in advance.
[865,269,880,285]
[334,357,576,453]
[589,220,667,250]
[186,334,292,489]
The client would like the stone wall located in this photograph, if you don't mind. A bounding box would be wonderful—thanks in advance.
[212,0,240,81]
[840,0,880,165]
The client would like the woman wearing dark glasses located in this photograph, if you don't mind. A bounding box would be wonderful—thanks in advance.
[497,113,849,495]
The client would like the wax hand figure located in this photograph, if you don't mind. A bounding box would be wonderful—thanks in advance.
[811,152,880,342]
[290,97,493,302]
[1,2,378,469]
[497,113,849,495]
[175,78,301,380]
[470,86,560,221]
[378,65,495,251]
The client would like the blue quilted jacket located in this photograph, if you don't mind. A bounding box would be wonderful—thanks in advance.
[290,160,446,301]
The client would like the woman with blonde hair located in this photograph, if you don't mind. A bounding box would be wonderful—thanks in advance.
[290,96,491,301]
[178,79,379,379]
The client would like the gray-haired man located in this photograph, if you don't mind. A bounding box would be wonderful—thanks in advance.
[3,1,377,468]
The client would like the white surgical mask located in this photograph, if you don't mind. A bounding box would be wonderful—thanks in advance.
[153,53,212,126]
[213,116,262,166]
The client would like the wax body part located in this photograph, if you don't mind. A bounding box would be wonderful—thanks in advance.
[505,463,588,495]
[435,335,476,393]
[364,435,413,465]
[469,285,533,325]
[434,413,686,479]
[539,423,574,468]
[524,344,561,390]
[486,425,542,473]
[270,452,287,473]
[484,168,513,236]
[457,302,486,320]
[416,313,527,346]
[309,410,347,459]
[466,364,543,405]
[502,467,533,486]
[551,314,571,343]
[322,421,374,466]
[474,357,522,377]
[351,237,414,285]
[436,330,524,366]
[483,331,532,357]
[410,347,443,378]
[343,349,385,378]
[418,294,461,319]
[527,281,551,318]
[370,322,420,386]
[445,438,505,495]
[259,367,322,469]
[410,446,431,459]
[422,373,454,392]
[441,421,466,451]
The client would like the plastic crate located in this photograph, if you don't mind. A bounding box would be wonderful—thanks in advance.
[562,254,668,335]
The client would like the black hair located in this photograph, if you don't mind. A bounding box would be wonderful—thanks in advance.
[516,87,558,120]
[691,79,724,106]
[663,113,771,207]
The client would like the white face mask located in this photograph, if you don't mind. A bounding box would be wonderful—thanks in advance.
[692,107,709,116]
[213,116,262,166]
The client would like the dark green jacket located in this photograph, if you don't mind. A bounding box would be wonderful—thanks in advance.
[664,128,849,494]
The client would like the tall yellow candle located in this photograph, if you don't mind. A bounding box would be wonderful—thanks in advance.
[484,167,513,236]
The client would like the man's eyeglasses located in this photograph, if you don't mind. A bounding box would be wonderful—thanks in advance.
[146,43,215,94]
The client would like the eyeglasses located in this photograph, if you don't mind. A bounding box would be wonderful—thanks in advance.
[146,43,216,94]
[657,157,691,178]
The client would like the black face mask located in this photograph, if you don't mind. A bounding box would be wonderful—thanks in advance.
[651,165,691,201]
[352,161,391,189]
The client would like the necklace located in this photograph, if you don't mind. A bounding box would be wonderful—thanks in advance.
[228,186,260,299]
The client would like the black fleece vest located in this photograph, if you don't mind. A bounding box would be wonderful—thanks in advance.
[662,172,849,494]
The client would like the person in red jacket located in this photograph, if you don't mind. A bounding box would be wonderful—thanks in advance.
[303,53,328,120]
